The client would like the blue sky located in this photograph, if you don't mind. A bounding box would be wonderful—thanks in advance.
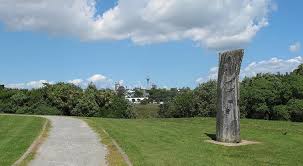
[0,0,302,89]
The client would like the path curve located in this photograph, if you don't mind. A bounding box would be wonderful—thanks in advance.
[29,116,107,166]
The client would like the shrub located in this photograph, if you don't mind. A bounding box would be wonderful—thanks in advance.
[158,91,195,118]
[272,105,290,120]
[140,99,149,105]
[193,80,217,117]
[287,99,303,122]
[71,94,99,117]
[106,96,137,118]
[0,101,13,113]
[158,101,179,118]
[45,83,82,115]
[33,104,61,115]
[15,106,31,114]
[158,102,171,118]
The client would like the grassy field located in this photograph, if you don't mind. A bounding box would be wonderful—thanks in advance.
[85,117,303,166]
[133,104,160,119]
[0,115,46,166]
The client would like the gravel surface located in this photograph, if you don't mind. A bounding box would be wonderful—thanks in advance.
[29,116,107,166]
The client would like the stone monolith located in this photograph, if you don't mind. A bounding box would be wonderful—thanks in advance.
[216,49,244,143]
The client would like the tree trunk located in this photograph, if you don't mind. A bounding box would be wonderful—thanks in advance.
[216,49,244,143]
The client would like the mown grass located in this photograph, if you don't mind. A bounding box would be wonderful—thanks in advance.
[133,104,160,119]
[85,117,303,166]
[83,118,128,166]
[18,120,50,166]
[0,115,46,166]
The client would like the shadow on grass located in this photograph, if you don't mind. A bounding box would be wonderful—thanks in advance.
[205,133,216,140]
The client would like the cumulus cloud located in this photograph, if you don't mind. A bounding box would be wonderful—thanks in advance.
[86,74,113,89]
[6,80,53,89]
[6,74,114,89]
[242,56,303,77]
[197,56,303,83]
[0,0,274,50]
[68,79,83,86]
[196,67,218,83]
[69,74,113,89]
[289,42,301,53]
[87,74,107,83]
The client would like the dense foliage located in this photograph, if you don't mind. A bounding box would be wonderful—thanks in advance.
[240,71,303,121]
[147,87,190,103]
[1,64,303,121]
[159,64,303,122]
[0,83,136,118]
[159,81,217,118]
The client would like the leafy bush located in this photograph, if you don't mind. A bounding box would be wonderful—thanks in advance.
[159,64,303,122]
[71,94,99,117]
[105,96,137,119]
[33,104,61,115]
[15,106,31,114]
[0,101,13,113]
[0,82,134,119]
[140,99,149,105]
[272,105,290,120]
[158,102,171,118]
[193,80,217,117]
[158,91,195,118]
[287,99,303,122]
[1,64,303,121]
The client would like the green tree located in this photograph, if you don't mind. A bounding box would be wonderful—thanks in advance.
[287,99,303,122]
[272,105,290,120]
[158,91,195,118]
[72,93,99,117]
[45,83,82,115]
[106,96,136,118]
[293,64,303,75]
[193,80,217,117]
[133,88,144,98]
[117,86,126,97]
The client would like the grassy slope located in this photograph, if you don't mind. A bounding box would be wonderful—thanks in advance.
[85,118,303,166]
[133,104,160,119]
[0,115,46,166]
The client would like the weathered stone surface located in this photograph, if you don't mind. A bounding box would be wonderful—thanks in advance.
[205,140,260,147]
[216,49,244,143]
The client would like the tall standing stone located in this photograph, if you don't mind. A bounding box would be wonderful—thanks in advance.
[216,49,244,143]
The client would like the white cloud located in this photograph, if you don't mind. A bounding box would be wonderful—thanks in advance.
[6,80,53,89]
[196,67,218,83]
[289,42,301,53]
[68,79,83,86]
[197,56,303,83]
[6,74,114,89]
[0,0,274,50]
[87,74,107,83]
[87,74,113,89]
[118,80,124,85]
[242,56,303,78]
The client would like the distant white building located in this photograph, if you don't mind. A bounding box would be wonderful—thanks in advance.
[126,97,148,104]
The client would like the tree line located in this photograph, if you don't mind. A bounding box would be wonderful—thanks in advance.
[1,64,303,122]
[0,83,136,118]
[159,64,303,122]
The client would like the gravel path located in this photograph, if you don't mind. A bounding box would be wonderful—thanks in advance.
[29,116,107,166]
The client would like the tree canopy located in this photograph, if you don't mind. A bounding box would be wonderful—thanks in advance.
[159,65,303,122]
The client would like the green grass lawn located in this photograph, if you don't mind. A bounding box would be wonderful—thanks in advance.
[133,104,160,119]
[0,115,46,166]
[85,117,303,166]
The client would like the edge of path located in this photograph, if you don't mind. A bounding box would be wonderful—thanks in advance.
[12,117,51,166]
[3,114,131,166]
[83,118,132,166]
